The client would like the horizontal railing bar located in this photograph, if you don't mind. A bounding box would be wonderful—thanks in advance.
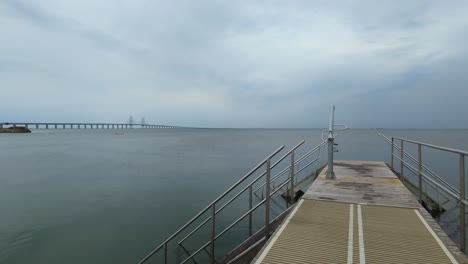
[254,165,290,194]
[393,150,459,195]
[295,141,327,165]
[177,216,212,246]
[215,179,293,242]
[395,156,467,210]
[384,135,457,193]
[379,133,458,195]
[254,142,325,194]
[180,241,211,264]
[271,178,292,196]
[292,165,326,189]
[214,181,258,215]
[179,244,200,264]
[294,157,320,177]
[270,148,322,187]
[270,140,306,168]
[390,149,458,196]
[226,237,267,264]
[270,176,292,196]
[395,155,460,202]
[225,204,296,264]
[215,178,292,242]
[178,168,270,245]
[215,200,266,240]
[138,145,285,264]
[252,141,307,191]
[406,162,458,203]
[393,137,468,156]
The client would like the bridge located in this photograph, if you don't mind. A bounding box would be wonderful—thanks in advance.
[0,122,179,129]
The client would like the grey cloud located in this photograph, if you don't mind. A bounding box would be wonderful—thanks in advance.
[1,0,468,128]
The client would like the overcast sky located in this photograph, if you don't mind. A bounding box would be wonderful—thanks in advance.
[1,0,467,128]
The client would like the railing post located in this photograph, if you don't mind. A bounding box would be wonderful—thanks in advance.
[290,150,295,205]
[400,140,404,180]
[249,185,253,237]
[164,243,168,264]
[265,159,271,238]
[418,144,422,202]
[211,204,216,264]
[391,137,394,169]
[460,154,466,253]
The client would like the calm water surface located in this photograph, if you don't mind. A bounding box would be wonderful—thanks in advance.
[1,129,467,263]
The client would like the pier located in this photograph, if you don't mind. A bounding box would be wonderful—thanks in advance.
[137,105,468,264]
[252,160,467,263]
[0,122,179,129]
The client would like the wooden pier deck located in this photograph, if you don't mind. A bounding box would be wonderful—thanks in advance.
[252,160,468,264]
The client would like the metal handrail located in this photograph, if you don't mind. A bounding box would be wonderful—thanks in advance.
[295,140,328,165]
[254,140,326,194]
[177,141,308,246]
[248,140,306,194]
[179,141,326,263]
[393,154,460,203]
[216,179,291,243]
[262,156,321,198]
[179,140,319,247]
[138,138,329,264]
[393,137,468,156]
[379,134,458,195]
[138,145,285,264]
[178,170,267,246]
[181,178,294,264]
[379,133,467,253]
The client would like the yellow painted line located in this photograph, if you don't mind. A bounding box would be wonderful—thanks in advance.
[414,209,458,264]
[253,199,304,264]
[347,204,354,264]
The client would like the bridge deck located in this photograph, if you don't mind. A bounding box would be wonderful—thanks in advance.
[252,160,468,264]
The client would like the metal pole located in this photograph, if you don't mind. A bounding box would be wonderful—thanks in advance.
[326,104,336,179]
[391,137,394,169]
[211,204,215,264]
[460,154,466,253]
[400,140,404,180]
[418,144,422,202]
[265,159,271,238]
[290,151,295,205]
[249,185,253,237]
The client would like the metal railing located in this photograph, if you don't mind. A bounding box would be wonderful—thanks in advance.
[138,139,328,264]
[378,133,468,253]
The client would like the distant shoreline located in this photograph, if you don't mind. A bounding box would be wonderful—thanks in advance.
[0,126,31,133]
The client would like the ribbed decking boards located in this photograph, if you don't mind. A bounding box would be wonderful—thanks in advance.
[252,160,468,264]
